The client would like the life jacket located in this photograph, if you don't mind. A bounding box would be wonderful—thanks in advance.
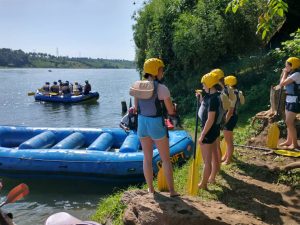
[138,80,163,117]
[285,72,300,98]
[198,92,222,127]
[42,85,50,92]
[50,85,59,93]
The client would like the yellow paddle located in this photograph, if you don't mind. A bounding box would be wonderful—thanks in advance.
[220,138,227,157]
[187,95,201,196]
[274,149,300,157]
[266,123,280,149]
[157,165,168,191]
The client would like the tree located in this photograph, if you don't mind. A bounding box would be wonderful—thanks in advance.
[226,0,288,40]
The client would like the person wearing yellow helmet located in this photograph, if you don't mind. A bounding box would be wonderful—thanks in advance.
[211,68,225,88]
[197,72,222,190]
[222,75,244,164]
[134,57,179,197]
[276,57,300,149]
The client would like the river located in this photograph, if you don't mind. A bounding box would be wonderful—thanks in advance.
[0,68,139,224]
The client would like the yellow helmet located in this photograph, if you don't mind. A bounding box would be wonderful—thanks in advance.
[143,58,165,76]
[211,68,224,80]
[286,57,300,70]
[224,75,237,87]
[201,72,219,88]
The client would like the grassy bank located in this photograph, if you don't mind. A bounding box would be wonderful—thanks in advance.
[90,114,300,225]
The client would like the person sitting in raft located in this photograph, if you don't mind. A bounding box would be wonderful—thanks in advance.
[61,82,71,97]
[133,58,179,197]
[58,80,63,93]
[197,72,222,190]
[41,82,50,95]
[120,107,138,131]
[50,81,59,95]
[72,82,82,95]
[275,57,300,150]
[83,80,91,95]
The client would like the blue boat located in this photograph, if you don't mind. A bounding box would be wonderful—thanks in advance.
[0,126,193,183]
[34,91,99,103]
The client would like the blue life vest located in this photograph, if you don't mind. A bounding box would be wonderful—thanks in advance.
[138,81,163,117]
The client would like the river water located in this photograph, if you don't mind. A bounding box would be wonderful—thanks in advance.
[0,68,139,224]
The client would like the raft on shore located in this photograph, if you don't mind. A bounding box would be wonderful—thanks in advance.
[34,91,99,103]
[0,126,193,183]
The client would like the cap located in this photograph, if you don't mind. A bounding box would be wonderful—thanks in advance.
[45,212,101,225]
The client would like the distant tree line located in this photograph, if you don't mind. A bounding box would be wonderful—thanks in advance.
[0,48,135,69]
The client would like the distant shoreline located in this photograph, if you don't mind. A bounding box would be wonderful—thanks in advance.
[0,48,136,69]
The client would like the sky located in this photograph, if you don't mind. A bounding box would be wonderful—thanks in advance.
[0,0,144,60]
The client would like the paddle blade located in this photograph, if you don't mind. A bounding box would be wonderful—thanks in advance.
[1,183,29,207]
[157,166,169,192]
[187,145,201,196]
[266,123,280,149]
[274,149,300,158]
[27,92,35,96]
[220,138,227,157]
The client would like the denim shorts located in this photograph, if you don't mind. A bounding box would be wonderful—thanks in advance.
[137,115,167,140]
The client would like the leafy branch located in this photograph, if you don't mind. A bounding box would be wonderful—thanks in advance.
[226,0,288,40]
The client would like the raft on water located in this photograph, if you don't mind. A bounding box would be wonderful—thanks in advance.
[34,91,99,103]
[0,126,193,183]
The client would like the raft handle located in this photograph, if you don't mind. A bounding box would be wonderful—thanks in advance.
[59,165,68,169]
[127,168,136,173]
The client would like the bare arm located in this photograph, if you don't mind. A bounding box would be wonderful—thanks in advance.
[199,111,216,143]
[164,97,176,116]
[225,108,234,123]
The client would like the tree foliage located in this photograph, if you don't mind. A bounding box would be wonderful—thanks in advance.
[226,0,288,40]
[0,48,135,69]
[133,0,263,114]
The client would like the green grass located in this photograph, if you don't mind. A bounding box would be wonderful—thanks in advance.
[90,115,300,224]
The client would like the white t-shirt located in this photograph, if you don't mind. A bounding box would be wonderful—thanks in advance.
[286,72,300,103]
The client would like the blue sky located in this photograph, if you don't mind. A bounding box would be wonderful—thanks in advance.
[0,0,143,60]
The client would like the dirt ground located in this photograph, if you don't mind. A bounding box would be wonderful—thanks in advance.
[216,144,300,225]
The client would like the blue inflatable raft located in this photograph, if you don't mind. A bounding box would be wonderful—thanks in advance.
[0,126,193,183]
[34,91,99,103]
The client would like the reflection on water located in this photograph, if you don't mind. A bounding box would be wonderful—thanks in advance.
[0,68,139,225]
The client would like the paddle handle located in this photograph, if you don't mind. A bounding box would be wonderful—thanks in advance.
[193,95,200,159]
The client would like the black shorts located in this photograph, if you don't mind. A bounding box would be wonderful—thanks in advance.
[202,125,220,144]
[224,114,238,131]
[286,102,300,113]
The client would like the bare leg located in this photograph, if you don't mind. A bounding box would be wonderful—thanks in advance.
[198,142,213,190]
[285,111,299,149]
[140,137,155,193]
[223,130,234,164]
[208,140,219,183]
[279,110,293,146]
[154,137,178,196]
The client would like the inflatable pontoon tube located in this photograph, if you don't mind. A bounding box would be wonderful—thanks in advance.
[19,131,56,149]
[86,132,114,151]
[52,132,85,149]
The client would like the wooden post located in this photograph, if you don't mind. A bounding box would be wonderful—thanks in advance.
[121,101,127,115]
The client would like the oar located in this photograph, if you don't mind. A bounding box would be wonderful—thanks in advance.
[157,116,171,192]
[0,183,29,207]
[27,92,35,96]
[187,95,201,196]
